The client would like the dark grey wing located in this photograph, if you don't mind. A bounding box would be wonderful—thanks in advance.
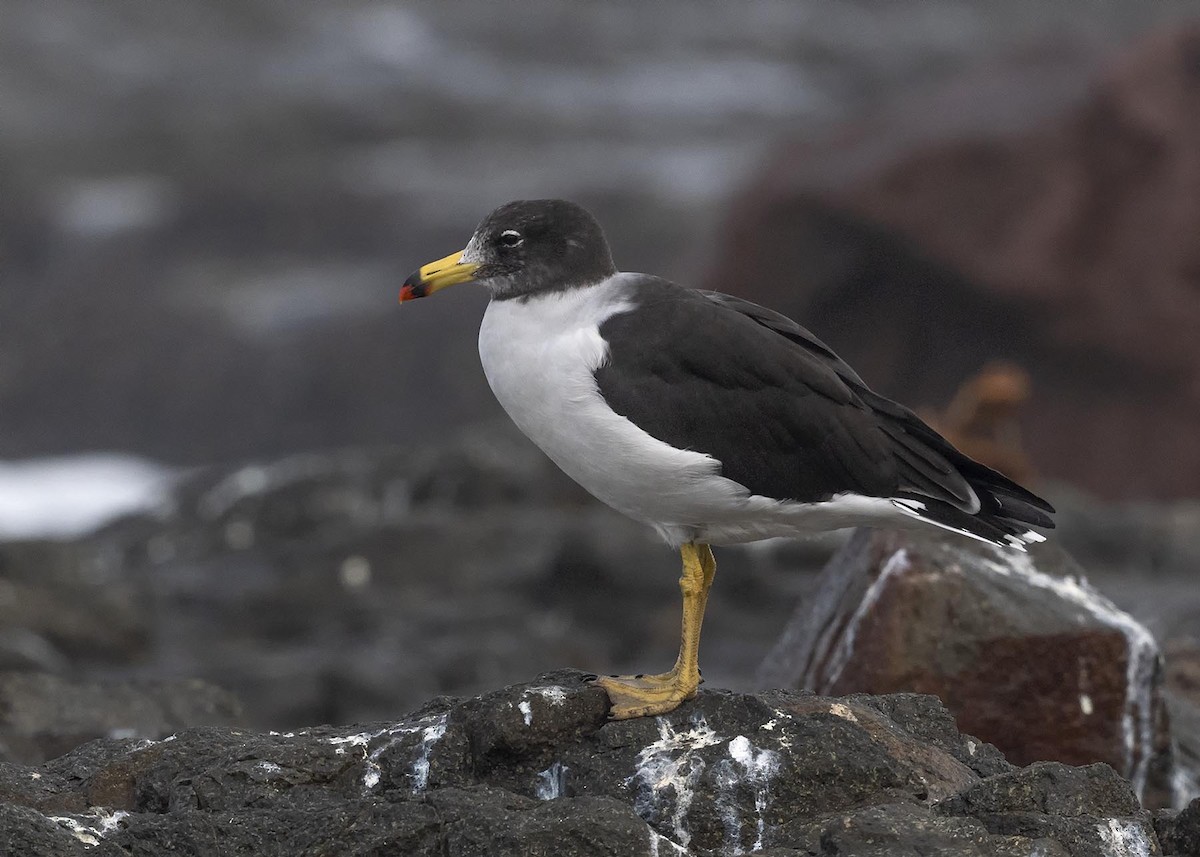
[700,286,1051,520]
[595,279,1054,538]
[697,291,869,388]
[595,279,977,508]
[700,289,1053,529]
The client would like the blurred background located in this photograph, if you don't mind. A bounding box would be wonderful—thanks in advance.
[1,0,1200,806]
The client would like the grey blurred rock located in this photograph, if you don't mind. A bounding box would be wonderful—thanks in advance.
[0,804,94,857]
[0,540,150,666]
[1165,692,1200,810]
[0,673,242,765]
[19,429,815,733]
[1155,797,1200,857]
[0,673,1170,856]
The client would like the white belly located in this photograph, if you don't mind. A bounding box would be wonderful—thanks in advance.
[477,277,907,545]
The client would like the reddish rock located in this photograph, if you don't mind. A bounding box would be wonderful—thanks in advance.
[758,528,1180,807]
[709,25,1200,500]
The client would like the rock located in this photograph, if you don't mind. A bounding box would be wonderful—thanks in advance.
[1165,691,1200,810]
[4,430,1197,796]
[707,24,1200,501]
[0,804,94,857]
[0,430,814,733]
[0,539,149,667]
[800,803,1071,857]
[938,761,1142,818]
[0,674,1169,856]
[0,673,243,765]
[1166,638,1200,709]
[937,762,1158,857]
[1155,797,1200,857]
[1043,487,1200,588]
[758,528,1180,807]
[3,428,1198,811]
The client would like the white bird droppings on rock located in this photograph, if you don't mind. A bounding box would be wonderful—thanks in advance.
[534,761,568,800]
[324,713,449,792]
[767,708,795,749]
[648,828,691,856]
[1080,693,1095,716]
[518,685,568,726]
[1095,818,1153,857]
[716,735,780,854]
[531,685,568,705]
[47,809,130,848]
[822,549,910,687]
[409,715,448,792]
[327,730,376,755]
[629,714,724,850]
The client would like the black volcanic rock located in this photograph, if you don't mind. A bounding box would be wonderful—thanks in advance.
[0,673,1169,856]
[1155,798,1200,857]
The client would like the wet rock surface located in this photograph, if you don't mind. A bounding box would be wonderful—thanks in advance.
[0,674,1174,856]
[759,527,1179,808]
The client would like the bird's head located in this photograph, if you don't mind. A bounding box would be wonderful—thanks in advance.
[400,199,616,302]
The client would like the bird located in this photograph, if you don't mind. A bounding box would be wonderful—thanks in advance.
[399,198,1055,720]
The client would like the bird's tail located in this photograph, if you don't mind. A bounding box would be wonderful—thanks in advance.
[859,388,1055,550]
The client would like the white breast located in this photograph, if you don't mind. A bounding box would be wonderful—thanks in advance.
[477,276,746,539]
[477,276,911,546]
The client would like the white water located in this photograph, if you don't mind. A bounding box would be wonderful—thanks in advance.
[0,454,175,540]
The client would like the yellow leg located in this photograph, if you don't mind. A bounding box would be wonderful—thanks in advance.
[590,543,717,719]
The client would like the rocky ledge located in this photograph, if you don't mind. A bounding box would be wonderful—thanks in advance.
[1,672,1193,857]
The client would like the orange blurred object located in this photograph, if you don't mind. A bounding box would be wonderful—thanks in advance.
[924,362,1036,485]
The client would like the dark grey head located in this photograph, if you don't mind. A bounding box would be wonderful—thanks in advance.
[463,199,618,300]
[400,199,617,303]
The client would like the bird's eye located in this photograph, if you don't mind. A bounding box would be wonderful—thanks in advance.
[497,230,523,248]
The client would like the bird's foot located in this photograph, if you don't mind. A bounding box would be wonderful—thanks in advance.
[589,667,700,720]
